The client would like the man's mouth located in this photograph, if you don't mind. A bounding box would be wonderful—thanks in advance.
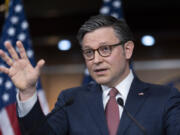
[94,68,108,75]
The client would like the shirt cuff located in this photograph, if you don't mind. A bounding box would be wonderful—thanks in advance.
[16,91,38,118]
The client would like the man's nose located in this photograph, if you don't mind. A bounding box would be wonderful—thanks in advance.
[93,51,103,63]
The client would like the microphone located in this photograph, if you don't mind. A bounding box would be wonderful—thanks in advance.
[26,98,74,135]
[117,98,147,135]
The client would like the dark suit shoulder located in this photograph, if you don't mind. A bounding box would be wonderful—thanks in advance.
[132,75,179,99]
[140,80,180,99]
[62,82,98,95]
[54,82,99,108]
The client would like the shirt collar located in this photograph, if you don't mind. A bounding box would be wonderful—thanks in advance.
[101,70,134,101]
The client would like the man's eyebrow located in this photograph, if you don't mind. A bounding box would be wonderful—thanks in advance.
[99,42,109,45]
[82,42,110,49]
[81,46,92,50]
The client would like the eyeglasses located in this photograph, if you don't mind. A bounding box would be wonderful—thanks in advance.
[82,41,124,60]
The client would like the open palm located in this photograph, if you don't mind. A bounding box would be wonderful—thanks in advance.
[0,41,44,96]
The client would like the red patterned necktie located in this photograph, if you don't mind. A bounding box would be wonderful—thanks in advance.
[105,88,120,135]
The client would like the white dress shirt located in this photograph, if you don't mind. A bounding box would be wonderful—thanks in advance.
[17,70,134,118]
[101,70,134,119]
[16,90,38,117]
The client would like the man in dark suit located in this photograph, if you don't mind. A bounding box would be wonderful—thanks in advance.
[0,15,180,135]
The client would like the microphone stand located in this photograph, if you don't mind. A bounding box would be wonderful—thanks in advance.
[117,98,147,135]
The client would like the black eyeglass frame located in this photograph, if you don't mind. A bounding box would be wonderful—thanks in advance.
[82,41,125,60]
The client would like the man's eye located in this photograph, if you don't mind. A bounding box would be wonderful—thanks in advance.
[84,50,93,54]
[101,46,110,51]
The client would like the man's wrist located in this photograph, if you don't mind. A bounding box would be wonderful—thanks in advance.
[19,87,36,101]
[16,90,38,117]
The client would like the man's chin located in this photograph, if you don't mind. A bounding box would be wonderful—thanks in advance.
[94,78,110,85]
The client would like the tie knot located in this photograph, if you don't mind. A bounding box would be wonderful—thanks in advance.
[109,88,118,97]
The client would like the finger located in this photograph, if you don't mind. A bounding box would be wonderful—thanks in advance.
[0,50,14,66]
[16,41,28,60]
[0,66,9,74]
[4,41,19,61]
[35,59,45,73]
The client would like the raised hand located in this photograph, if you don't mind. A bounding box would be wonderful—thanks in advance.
[0,41,45,100]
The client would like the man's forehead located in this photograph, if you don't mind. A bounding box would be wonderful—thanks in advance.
[82,28,118,45]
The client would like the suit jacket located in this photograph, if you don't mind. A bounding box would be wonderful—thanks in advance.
[18,76,180,135]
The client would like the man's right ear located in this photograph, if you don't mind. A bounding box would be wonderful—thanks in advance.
[123,41,134,59]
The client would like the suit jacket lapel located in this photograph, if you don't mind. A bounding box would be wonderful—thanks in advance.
[84,83,109,135]
[117,76,150,135]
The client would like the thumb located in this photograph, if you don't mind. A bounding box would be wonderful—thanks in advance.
[35,59,45,73]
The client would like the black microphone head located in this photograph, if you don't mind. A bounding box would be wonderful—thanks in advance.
[117,97,124,107]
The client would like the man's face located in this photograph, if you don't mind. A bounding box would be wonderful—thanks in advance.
[82,27,134,87]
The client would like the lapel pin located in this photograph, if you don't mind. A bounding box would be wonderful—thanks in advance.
[138,92,144,96]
